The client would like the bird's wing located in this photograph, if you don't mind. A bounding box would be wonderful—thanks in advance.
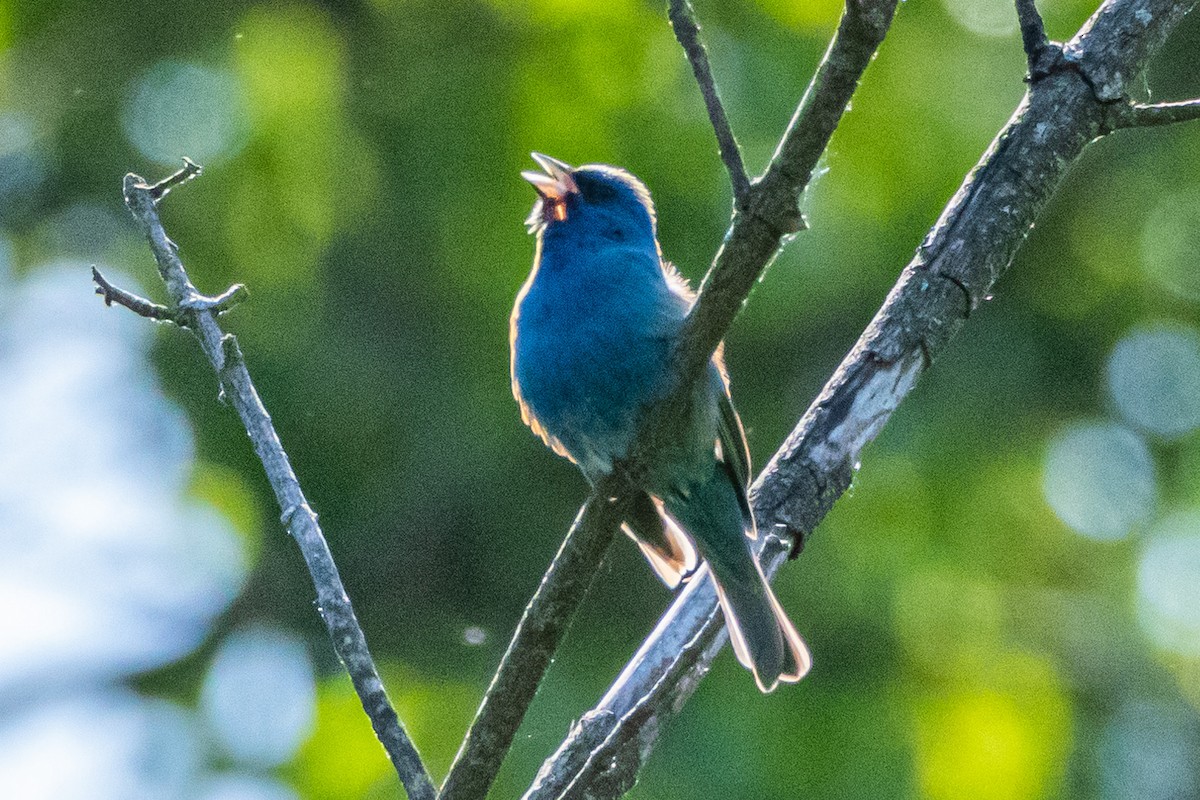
[716,387,755,538]
[623,491,699,590]
[661,257,754,538]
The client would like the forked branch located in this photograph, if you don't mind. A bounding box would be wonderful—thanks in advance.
[668,0,751,205]
[440,1,900,798]
[525,0,1199,796]
[102,162,436,800]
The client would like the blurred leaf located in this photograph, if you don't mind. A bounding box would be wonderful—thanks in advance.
[291,675,394,800]
[751,0,845,30]
[911,651,1072,800]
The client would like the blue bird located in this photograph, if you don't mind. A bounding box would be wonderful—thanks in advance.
[510,153,811,692]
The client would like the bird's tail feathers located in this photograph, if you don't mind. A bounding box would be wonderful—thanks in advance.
[711,556,811,692]
[764,571,812,684]
[669,463,811,692]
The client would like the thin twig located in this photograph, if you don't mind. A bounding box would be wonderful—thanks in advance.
[1014,0,1053,78]
[108,164,436,800]
[180,282,250,314]
[525,0,1200,794]
[148,156,202,200]
[672,0,901,395]
[668,0,751,206]
[92,266,184,325]
[440,3,900,798]
[93,264,248,322]
[1108,97,1200,129]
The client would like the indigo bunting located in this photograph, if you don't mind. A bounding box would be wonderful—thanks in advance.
[510,153,810,692]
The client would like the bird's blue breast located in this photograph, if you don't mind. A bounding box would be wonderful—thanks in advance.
[512,239,684,480]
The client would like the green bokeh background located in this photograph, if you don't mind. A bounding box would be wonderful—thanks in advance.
[4,0,1200,797]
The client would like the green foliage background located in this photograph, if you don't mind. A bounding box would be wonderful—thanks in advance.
[4,0,1200,797]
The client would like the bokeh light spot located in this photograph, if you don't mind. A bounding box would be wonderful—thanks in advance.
[189,462,265,563]
[0,265,247,691]
[41,201,126,260]
[0,112,48,224]
[1098,700,1200,800]
[196,774,300,800]
[199,626,315,769]
[122,61,249,165]
[0,692,200,800]
[294,677,394,799]
[913,654,1071,800]
[1136,511,1200,656]
[1108,323,1200,439]
[1042,421,1156,540]
[1141,188,1200,301]
[234,6,343,119]
[225,4,369,292]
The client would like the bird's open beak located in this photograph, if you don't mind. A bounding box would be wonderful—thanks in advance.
[522,153,578,216]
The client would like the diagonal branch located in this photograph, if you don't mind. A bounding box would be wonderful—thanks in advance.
[668,0,751,205]
[439,493,627,800]
[673,0,900,391]
[440,2,899,798]
[524,0,1199,796]
[107,162,436,800]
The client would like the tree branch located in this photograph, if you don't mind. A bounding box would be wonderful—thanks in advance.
[107,163,436,800]
[439,493,627,800]
[1014,0,1057,78]
[439,3,900,798]
[1107,97,1200,129]
[180,281,250,314]
[524,0,1198,796]
[148,155,202,200]
[668,0,751,205]
[673,0,900,392]
[92,266,185,325]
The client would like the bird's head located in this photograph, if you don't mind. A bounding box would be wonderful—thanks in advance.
[522,153,658,250]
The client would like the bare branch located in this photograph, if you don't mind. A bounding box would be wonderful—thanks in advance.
[673,0,901,392]
[92,266,184,325]
[1014,0,1056,78]
[525,0,1198,796]
[1063,0,1191,101]
[110,166,437,800]
[439,493,626,800]
[440,3,900,797]
[668,0,751,205]
[1107,97,1200,129]
[180,281,250,314]
[148,156,202,201]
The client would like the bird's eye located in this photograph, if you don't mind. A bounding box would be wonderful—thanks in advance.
[585,184,617,203]
[575,175,618,205]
